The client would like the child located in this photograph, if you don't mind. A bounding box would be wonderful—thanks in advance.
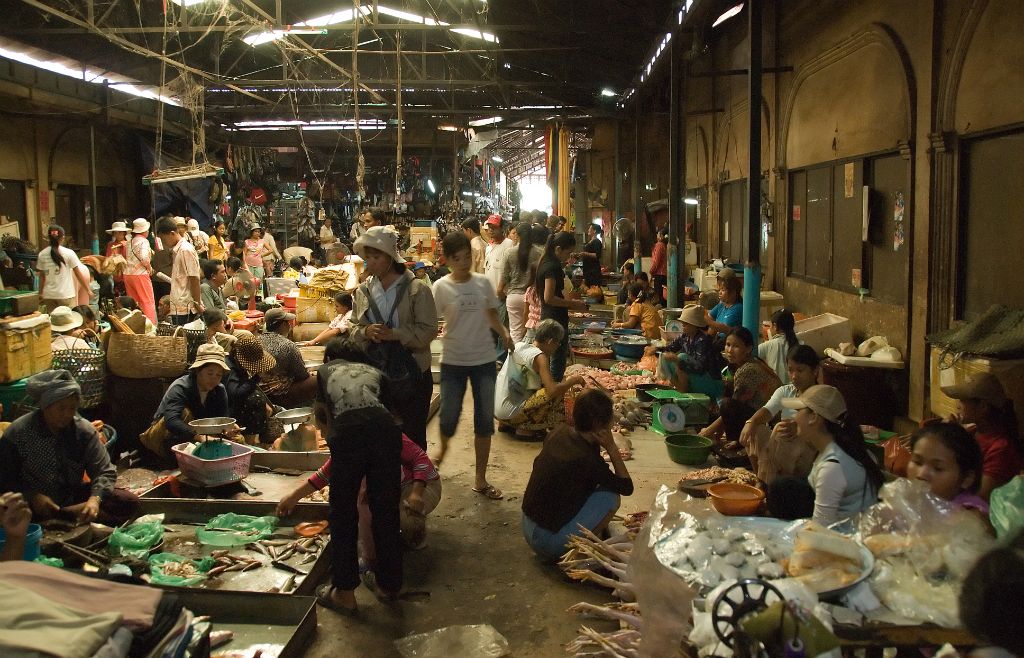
[431,231,512,500]
[303,292,353,346]
[243,226,271,281]
[907,422,988,515]
[521,388,633,560]
[612,282,661,339]
[616,268,635,305]
[522,283,542,344]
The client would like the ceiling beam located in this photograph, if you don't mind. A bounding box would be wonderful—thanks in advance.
[6,23,589,35]
[209,78,582,88]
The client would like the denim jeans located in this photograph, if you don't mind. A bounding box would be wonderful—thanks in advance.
[439,362,497,437]
[522,489,621,560]
[549,324,569,382]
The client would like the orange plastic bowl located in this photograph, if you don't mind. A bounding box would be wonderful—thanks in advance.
[707,482,765,516]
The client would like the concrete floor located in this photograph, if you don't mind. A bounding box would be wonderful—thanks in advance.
[304,388,693,657]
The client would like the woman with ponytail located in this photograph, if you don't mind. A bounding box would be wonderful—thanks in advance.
[781,385,882,525]
[500,221,543,344]
[759,308,799,383]
[612,282,661,339]
[37,225,89,313]
[536,231,587,380]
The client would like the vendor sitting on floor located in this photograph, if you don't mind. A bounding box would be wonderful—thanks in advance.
[302,292,353,347]
[738,345,820,484]
[0,370,137,525]
[225,331,279,445]
[706,269,743,338]
[700,327,781,443]
[277,432,441,550]
[0,491,32,561]
[521,388,634,561]
[906,422,988,517]
[495,319,585,438]
[143,343,239,461]
[611,283,661,340]
[259,307,318,407]
[203,308,230,346]
[49,306,92,351]
[657,304,724,398]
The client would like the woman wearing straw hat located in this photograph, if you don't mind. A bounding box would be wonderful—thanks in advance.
[225,331,279,445]
[144,344,239,461]
[49,306,92,351]
[104,221,130,296]
[658,304,725,398]
[124,218,157,324]
[351,225,438,450]
[0,369,137,525]
[37,225,90,314]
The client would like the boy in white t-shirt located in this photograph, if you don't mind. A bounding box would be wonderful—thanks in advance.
[432,231,512,500]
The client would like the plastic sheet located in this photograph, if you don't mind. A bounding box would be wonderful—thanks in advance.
[989,475,1024,539]
[856,479,995,627]
[108,521,164,559]
[393,624,510,658]
[148,552,215,587]
[196,513,278,547]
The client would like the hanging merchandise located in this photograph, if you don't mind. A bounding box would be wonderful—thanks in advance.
[892,191,905,252]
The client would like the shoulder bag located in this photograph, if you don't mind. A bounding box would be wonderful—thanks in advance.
[360,276,423,398]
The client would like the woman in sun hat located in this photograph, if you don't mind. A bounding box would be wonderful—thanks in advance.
[104,221,130,296]
[124,218,157,323]
[224,330,279,444]
[658,303,725,398]
[49,306,92,351]
[351,225,438,450]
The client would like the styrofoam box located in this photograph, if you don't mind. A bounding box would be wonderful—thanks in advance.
[760,291,785,323]
[795,313,852,356]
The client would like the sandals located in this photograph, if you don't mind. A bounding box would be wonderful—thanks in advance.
[472,484,504,500]
[360,570,400,604]
[315,584,358,617]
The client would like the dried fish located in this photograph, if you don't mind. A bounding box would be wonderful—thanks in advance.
[281,574,296,593]
[263,539,290,547]
[267,545,278,560]
[225,562,247,572]
[277,547,296,561]
[211,549,231,558]
[248,542,270,557]
[299,553,316,565]
[241,560,261,572]
[207,565,229,577]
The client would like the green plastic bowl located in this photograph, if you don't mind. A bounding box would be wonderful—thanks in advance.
[665,433,713,465]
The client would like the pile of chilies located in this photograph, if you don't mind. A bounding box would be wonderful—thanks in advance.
[560,513,648,657]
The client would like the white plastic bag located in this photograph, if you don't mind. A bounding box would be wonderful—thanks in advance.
[394,625,510,658]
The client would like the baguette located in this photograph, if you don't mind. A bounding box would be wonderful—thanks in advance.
[794,521,863,563]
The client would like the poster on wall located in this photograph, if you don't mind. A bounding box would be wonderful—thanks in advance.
[792,205,801,222]
[893,191,905,251]
[844,163,855,198]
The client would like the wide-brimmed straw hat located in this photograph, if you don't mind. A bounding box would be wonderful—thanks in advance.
[941,373,1007,408]
[49,306,84,333]
[354,225,404,264]
[106,221,129,234]
[231,332,277,376]
[191,343,230,372]
[680,305,707,328]
[131,218,151,234]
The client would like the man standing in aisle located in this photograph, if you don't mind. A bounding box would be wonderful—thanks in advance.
[155,216,204,326]
[462,218,487,274]
[483,214,514,362]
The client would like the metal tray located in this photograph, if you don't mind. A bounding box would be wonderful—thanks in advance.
[95,499,330,597]
[189,417,238,434]
[174,589,317,658]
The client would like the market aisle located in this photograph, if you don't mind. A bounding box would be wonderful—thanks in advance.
[304,387,694,657]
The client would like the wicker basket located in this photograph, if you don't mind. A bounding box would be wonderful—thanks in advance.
[181,327,208,364]
[172,441,254,487]
[51,347,107,409]
[107,328,187,379]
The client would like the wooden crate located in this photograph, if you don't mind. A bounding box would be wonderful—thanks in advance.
[0,323,52,383]
[929,346,1024,436]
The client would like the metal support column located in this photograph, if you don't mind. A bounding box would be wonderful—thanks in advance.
[667,37,682,309]
[742,0,764,346]
[613,121,622,267]
[633,109,642,276]
[89,123,99,254]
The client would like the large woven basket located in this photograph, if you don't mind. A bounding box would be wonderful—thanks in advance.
[107,328,187,379]
[51,347,107,409]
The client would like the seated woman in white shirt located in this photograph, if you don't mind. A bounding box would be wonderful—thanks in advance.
[739,344,820,483]
[49,306,94,352]
[494,319,585,439]
[302,293,353,346]
[770,385,883,525]
[758,308,799,384]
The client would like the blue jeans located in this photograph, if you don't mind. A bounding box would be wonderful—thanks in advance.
[439,362,497,437]
[522,489,621,560]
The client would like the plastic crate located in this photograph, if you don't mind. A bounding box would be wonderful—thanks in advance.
[172,441,254,487]
[795,313,852,356]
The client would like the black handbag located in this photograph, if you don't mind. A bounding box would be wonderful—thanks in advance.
[361,277,423,398]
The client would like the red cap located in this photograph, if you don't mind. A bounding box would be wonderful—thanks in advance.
[485,214,503,226]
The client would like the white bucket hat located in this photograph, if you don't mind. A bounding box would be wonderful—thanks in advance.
[354,225,405,264]
[131,218,151,234]
[106,221,129,234]
[186,218,200,232]
[49,306,84,333]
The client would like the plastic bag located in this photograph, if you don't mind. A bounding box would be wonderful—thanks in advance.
[108,521,165,558]
[393,625,510,658]
[196,513,278,547]
[856,479,995,627]
[34,555,64,568]
[148,552,215,587]
[989,475,1024,539]
[881,434,911,477]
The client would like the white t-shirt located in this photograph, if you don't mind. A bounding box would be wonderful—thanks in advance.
[762,383,799,420]
[494,341,544,420]
[758,334,797,384]
[808,441,877,526]
[432,273,499,366]
[484,238,514,293]
[37,246,82,300]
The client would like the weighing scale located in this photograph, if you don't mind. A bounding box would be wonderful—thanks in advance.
[273,407,317,451]
[188,417,239,459]
[646,389,712,434]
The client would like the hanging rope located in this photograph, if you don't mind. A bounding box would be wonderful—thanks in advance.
[352,0,366,201]
[395,31,404,200]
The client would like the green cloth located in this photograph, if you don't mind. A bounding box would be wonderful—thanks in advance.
[0,581,122,658]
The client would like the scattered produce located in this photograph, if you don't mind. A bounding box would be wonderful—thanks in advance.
[678,466,760,489]
[565,365,653,392]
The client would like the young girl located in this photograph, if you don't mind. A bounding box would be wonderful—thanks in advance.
[207,220,229,262]
[780,385,883,525]
[907,422,988,514]
[37,225,89,313]
[536,231,588,381]
[612,282,661,339]
[303,293,353,346]
[740,344,821,483]
[759,308,799,384]
[243,226,271,282]
[432,231,511,499]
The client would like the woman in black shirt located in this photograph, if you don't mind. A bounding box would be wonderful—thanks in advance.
[535,231,588,381]
[522,389,633,560]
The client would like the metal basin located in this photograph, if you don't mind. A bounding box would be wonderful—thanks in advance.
[189,417,238,434]
[274,407,313,425]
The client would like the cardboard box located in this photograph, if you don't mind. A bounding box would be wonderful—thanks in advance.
[0,321,52,383]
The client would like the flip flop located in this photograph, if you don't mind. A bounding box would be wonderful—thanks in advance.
[360,570,400,604]
[315,584,358,617]
[472,484,504,500]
